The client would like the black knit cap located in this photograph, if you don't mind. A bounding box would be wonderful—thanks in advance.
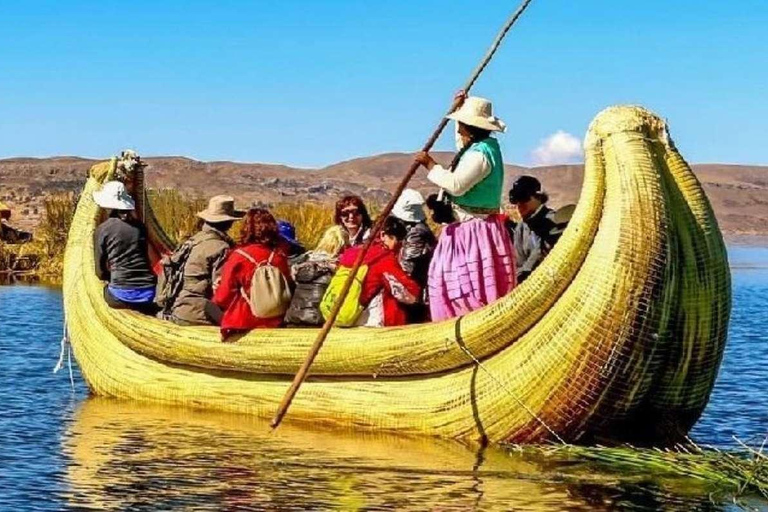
[508,175,542,204]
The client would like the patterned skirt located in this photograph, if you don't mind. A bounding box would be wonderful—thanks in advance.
[427,214,516,321]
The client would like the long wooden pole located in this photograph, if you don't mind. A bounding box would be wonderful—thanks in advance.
[271,0,536,430]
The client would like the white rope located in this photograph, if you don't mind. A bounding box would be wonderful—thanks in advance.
[53,311,75,391]
[454,335,568,445]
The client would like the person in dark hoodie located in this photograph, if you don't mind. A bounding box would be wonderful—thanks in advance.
[508,175,567,283]
[93,181,157,314]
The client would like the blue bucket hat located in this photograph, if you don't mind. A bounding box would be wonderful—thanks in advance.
[277,220,304,255]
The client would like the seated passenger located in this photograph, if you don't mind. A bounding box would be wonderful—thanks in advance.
[391,189,437,322]
[338,216,421,327]
[212,208,293,338]
[277,219,306,261]
[508,176,567,283]
[93,181,157,314]
[166,195,244,325]
[320,195,372,247]
[284,226,349,326]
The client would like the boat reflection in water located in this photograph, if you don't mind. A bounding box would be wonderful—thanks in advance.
[62,398,725,511]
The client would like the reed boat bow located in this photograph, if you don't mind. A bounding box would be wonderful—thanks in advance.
[63,106,730,444]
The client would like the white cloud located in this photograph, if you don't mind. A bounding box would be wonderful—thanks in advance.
[530,130,583,166]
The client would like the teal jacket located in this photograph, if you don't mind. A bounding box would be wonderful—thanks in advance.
[449,137,504,210]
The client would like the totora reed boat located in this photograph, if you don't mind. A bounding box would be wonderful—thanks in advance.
[63,106,731,445]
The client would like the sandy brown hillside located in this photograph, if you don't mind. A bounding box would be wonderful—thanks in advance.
[1,155,766,239]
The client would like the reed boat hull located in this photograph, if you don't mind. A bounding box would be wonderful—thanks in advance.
[63,106,731,444]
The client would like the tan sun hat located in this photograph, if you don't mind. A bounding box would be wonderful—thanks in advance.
[197,195,245,223]
[446,96,506,132]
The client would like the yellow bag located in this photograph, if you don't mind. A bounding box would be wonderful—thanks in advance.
[320,265,369,327]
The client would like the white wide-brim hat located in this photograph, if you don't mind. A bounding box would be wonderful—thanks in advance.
[446,96,506,133]
[392,188,426,223]
[93,181,135,210]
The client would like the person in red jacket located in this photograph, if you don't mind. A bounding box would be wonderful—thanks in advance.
[212,208,293,339]
[338,216,422,327]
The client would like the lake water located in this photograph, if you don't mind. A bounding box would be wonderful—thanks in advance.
[0,247,766,511]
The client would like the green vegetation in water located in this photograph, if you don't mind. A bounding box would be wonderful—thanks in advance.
[0,190,343,282]
[0,192,78,282]
[505,437,768,505]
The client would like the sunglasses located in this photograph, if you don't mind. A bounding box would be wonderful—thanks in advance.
[340,208,361,218]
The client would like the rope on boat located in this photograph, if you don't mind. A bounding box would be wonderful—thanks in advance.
[453,337,568,445]
[271,0,538,432]
[53,310,75,391]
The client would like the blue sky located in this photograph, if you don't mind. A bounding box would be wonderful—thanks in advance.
[1,1,766,167]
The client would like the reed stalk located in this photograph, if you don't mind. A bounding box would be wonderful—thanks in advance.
[507,436,768,502]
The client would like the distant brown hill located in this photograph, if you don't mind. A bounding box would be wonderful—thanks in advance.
[1,155,767,240]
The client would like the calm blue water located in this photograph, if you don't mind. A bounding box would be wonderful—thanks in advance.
[0,247,766,510]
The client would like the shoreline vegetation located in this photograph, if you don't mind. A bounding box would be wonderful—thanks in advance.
[2,188,765,283]
[1,192,78,282]
[2,191,766,501]
[0,190,340,283]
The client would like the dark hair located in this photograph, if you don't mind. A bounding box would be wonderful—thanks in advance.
[381,216,407,241]
[334,195,372,229]
[425,193,455,224]
[109,209,131,220]
[240,208,279,247]
[508,175,549,205]
[206,219,235,232]
[448,122,492,171]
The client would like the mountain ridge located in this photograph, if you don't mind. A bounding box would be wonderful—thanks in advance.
[2,154,767,240]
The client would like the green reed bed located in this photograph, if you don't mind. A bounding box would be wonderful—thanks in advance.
[507,437,767,503]
[270,202,335,249]
[0,192,78,281]
[146,189,207,246]
[148,190,338,248]
[1,190,344,282]
[35,192,79,278]
[0,242,12,271]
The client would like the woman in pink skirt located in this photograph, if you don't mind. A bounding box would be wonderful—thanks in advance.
[415,91,516,321]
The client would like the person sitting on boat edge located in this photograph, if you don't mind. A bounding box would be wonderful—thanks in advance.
[163,195,245,326]
[284,225,349,326]
[391,188,437,323]
[414,91,517,321]
[322,194,372,247]
[338,216,421,327]
[93,181,157,314]
[508,175,568,283]
[212,208,293,339]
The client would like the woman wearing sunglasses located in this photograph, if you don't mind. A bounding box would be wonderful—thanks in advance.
[329,195,373,247]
